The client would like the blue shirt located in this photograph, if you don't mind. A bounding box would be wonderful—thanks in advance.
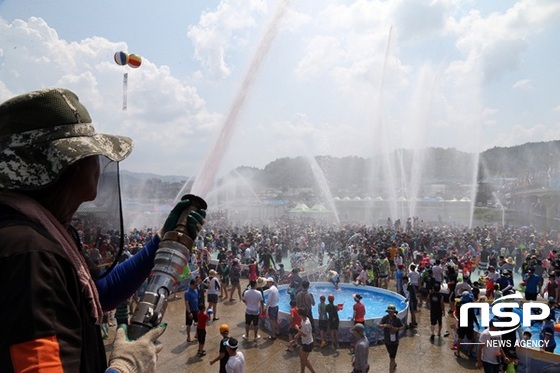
[184,287,198,313]
[524,273,541,293]
[540,320,557,350]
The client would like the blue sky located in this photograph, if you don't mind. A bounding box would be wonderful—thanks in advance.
[1,0,559,178]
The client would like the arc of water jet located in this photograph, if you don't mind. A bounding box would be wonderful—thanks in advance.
[371,26,399,219]
[191,0,293,199]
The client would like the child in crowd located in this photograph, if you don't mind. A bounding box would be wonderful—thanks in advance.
[278,263,286,283]
[395,265,404,296]
[325,294,340,348]
[318,295,328,347]
[286,300,301,352]
[196,304,209,357]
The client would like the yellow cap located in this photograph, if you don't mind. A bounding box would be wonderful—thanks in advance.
[219,324,230,333]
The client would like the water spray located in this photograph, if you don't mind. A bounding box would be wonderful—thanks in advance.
[127,194,207,340]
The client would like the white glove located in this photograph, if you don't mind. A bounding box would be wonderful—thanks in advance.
[107,324,166,373]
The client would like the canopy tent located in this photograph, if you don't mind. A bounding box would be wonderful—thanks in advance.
[289,203,311,213]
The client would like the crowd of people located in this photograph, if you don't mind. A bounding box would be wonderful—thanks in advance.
[2,88,559,372]
[73,208,560,371]
[87,215,554,372]
[69,204,560,372]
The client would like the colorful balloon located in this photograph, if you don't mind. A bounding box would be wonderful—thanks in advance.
[114,51,129,66]
[127,54,142,68]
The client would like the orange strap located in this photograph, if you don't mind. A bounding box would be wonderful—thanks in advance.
[10,335,63,372]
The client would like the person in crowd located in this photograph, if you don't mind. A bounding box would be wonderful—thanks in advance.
[242,279,264,342]
[429,282,445,340]
[278,263,286,283]
[286,299,302,352]
[395,264,405,295]
[539,312,558,353]
[377,253,390,289]
[295,280,316,333]
[266,277,280,340]
[541,272,559,303]
[379,304,405,373]
[327,269,340,290]
[197,274,208,310]
[454,293,480,359]
[351,323,370,373]
[205,269,221,321]
[289,268,303,299]
[184,279,199,343]
[196,304,209,357]
[296,308,317,373]
[485,266,499,299]
[258,248,276,273]
[0,88,205,372]
[325,294,340,348]
[497,269,515,296]
[408,264,421,302]
[224,338,245,373]
[352,294,366,325]
[477,318,510,372]
[446,263,458,315]
[354,264,368,286]
[523,267,542,300]
[431,259,444,283]
[248,258,259,282]
[217,258,230,300]
[420,269,436,308]
[402,275,418,328]
[317,295,329,347]
[454,275,473,297]
[210,324,231,373]
[229,258,242,301]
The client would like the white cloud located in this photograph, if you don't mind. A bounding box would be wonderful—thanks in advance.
[494,123,547,147]
[187,0,268,79]
[447,0,560,83]
[0,16,219,176]
[512,79,532,90]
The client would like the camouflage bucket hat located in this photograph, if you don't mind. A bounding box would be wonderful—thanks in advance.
[0,88,133,190]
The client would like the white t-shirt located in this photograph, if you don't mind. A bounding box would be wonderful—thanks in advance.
[300,318,314,345]
[479,328,501,364]
[408,271,421,286]
[243,288,263,315]
[206,277,220,295]
[266,285,279,308]
[432,265,443,283]
[226,351,245,373]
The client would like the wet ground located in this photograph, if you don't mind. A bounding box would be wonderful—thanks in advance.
[105,278,479,372]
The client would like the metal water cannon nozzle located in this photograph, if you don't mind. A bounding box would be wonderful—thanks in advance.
[127,194,207,340]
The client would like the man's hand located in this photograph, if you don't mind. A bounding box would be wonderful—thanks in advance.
[107,323,167,373]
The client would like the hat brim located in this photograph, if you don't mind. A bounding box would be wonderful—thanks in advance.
[1,130,132,190]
